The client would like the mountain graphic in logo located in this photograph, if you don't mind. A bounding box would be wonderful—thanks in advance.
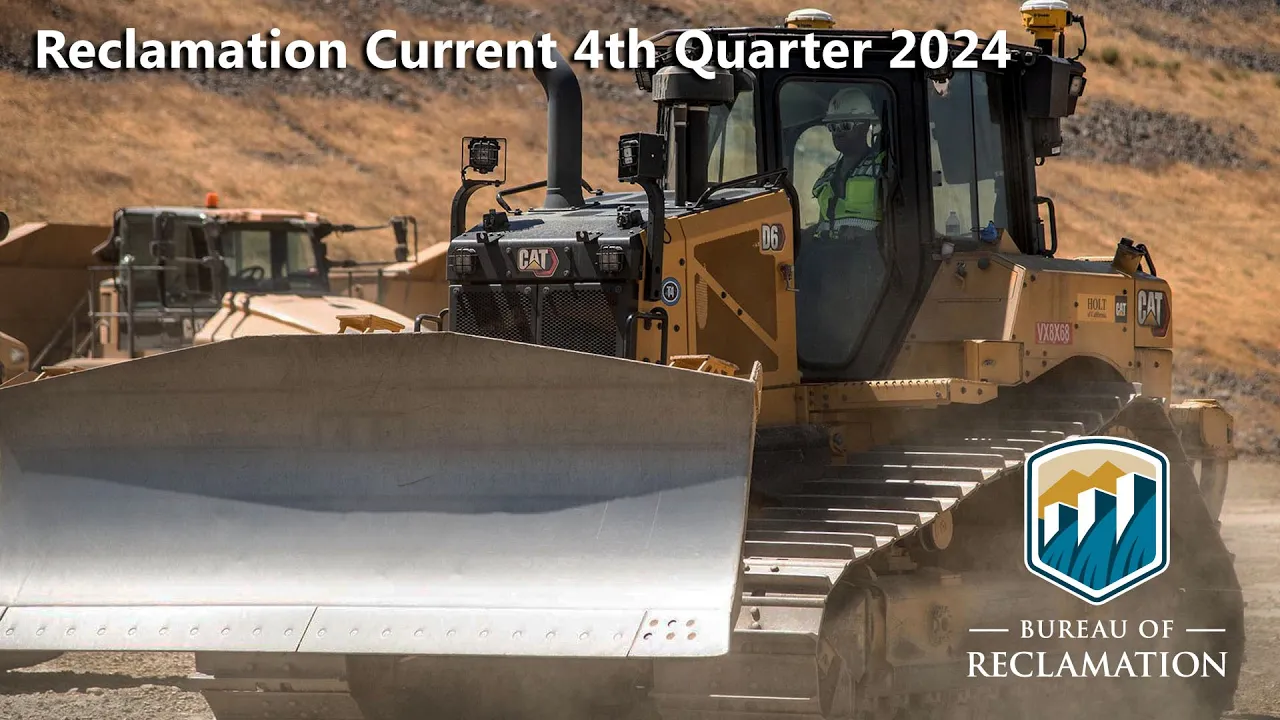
[1025,437,1170,605]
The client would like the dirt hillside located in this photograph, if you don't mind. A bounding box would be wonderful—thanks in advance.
[1,0,1278,450]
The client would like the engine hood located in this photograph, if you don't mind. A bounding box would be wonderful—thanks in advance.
[195,292,416,343]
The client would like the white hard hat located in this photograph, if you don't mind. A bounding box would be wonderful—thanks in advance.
[824,86,878,124]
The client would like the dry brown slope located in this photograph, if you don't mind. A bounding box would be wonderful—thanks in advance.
[1,0,1277,448]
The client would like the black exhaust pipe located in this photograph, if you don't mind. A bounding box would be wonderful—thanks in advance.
[532,41,585,209]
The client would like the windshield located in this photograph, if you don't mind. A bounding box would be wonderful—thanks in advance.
[222,226,325,292]
[780,78,896,371]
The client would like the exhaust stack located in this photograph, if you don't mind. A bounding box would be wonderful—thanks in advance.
[532,43,585,209]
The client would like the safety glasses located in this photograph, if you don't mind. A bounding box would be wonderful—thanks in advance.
[825,120,870,134]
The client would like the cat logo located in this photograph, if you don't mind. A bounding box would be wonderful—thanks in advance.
[1136,289,1169,337]
[516,247,559,278]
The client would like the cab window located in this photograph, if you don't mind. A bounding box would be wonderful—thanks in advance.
[706,85,758,184]
[927,70,1010,241]
[222,228,324,292]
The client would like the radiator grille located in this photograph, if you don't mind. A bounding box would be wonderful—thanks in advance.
[453,284,630,357]
[541,287,618,356]
[453,289,534,343]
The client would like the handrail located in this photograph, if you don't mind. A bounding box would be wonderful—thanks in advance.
[695,168,790,208]
[495,178,602,212]
[30,293,89,370]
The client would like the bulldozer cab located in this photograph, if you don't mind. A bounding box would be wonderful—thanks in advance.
[688,30,1083,381]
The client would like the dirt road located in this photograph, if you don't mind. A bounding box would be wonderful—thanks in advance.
[1220,460,1280,719]
[2,461,1278,720]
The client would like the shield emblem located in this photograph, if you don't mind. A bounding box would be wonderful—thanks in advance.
[1024,437,1170,605]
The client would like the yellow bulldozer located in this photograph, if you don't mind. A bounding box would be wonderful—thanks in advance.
[0,196,452,380]
[0,4,1244,719]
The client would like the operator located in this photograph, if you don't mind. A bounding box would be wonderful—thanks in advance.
[810,86,887,243]
[796,86,891,367]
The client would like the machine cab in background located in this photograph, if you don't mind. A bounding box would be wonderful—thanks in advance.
[87,203,342,358]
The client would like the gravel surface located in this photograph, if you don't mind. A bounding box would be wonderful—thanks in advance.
[3,462,1278,719]
[0,653,211,720]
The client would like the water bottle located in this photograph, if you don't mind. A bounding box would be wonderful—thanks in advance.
[945,211,962,237]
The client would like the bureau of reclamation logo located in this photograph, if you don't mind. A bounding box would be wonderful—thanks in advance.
[1025,437,1170,605]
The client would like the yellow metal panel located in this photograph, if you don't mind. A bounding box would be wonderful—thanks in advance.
[1009,266,1133,382]
[963,340,1023,385]
[675,191,800,388]
[1169,399,1236,459]
[807,378,997,412]
[900,254,1017,343]
[757,386,805,427]
[1135,347,1172,401]
[888,342,965,380]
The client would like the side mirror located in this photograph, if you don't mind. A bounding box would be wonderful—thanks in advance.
[391,217,410,262]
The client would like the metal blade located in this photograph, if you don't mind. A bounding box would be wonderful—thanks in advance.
[0,332,758,659]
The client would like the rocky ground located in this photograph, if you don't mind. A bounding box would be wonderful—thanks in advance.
[1176,361,1280,458]
[1060,98,1266,171]
[2,460,1278,719]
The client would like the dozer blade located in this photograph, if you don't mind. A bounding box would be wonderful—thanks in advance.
[0,332,759,659]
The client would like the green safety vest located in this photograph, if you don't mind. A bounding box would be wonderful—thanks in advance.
[812,150,886,236]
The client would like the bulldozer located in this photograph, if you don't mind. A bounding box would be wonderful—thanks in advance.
[0,4,1244,719]
[18,196,431,375]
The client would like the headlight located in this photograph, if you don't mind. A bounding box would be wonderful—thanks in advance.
[597,245,626,274]
[467,138,501,175]
[450,248,478,277]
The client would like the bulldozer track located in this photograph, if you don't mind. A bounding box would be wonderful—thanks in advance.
[651,379,1245,720]
[188,379,1244,720]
